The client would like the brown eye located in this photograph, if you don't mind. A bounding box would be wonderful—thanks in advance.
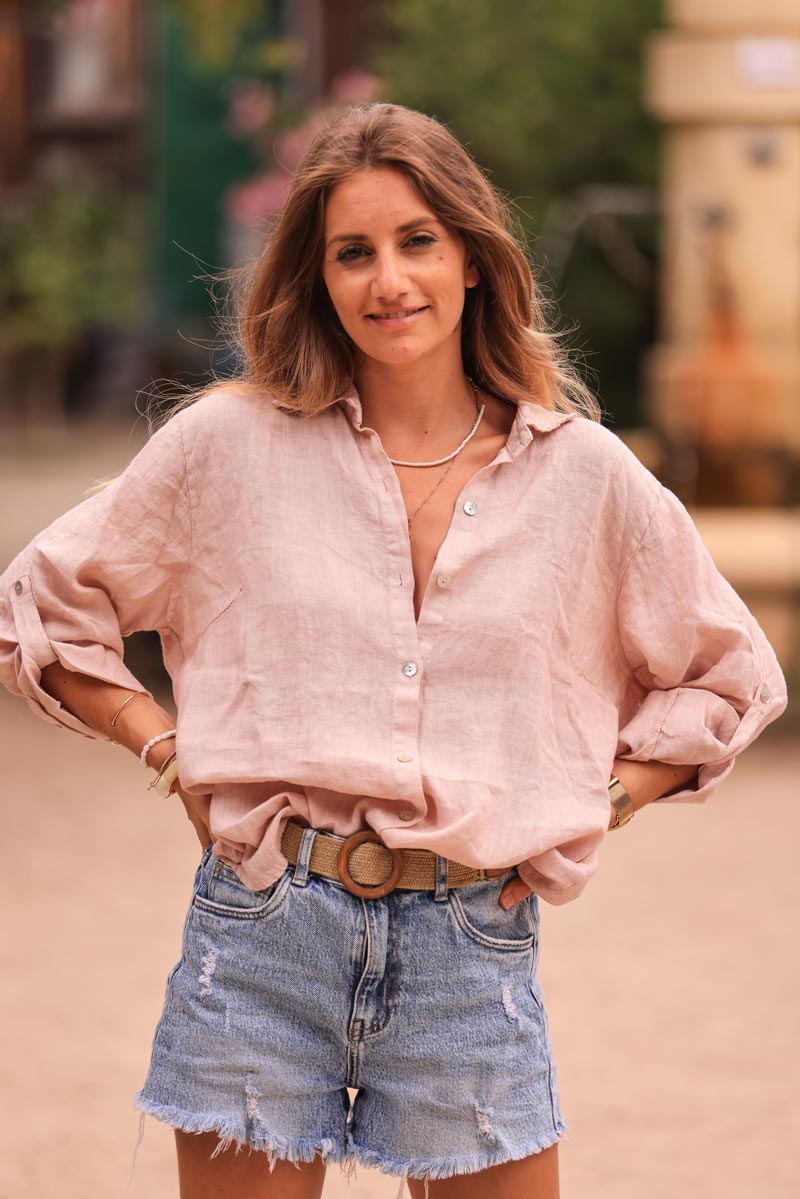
[337,245,369,263]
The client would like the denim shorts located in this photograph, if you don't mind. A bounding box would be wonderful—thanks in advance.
[134,831,567,1187]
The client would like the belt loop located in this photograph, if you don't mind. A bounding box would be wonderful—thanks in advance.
[434,854,450,902]
[291,827,317,888]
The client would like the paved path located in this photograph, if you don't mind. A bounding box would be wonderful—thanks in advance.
[1,426,797,1197]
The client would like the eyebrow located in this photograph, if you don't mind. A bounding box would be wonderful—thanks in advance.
[325,217,439,249]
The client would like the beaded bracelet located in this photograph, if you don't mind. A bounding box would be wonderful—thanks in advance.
[139,729,177,766]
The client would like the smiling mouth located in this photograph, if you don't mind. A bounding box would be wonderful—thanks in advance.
[367,306,428,320]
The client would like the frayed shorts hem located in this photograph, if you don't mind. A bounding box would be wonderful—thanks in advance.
[133,1094,347,1169]
[348,1122,569,1182]
[134,1090,567,1185]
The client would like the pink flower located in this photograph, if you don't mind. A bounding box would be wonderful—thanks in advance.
[226,81,274,138]
[330,70,381,103]
[275,118,325,172]
[224,171,291,228]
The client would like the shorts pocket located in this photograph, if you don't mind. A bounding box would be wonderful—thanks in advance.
[448,872,536,952]
[192,856,292,922]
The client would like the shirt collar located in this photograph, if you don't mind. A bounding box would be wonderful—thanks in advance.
[508,399,575,454]
[336,385,575,453]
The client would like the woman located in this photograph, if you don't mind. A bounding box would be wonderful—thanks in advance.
[0,104,787,1199]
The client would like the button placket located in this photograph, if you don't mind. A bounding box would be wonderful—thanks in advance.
[360,444,426,787]
[364,431,486,801]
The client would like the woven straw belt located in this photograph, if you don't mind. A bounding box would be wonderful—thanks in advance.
[281,819,510,899]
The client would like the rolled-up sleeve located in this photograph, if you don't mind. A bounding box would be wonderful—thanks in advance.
[615,486,788,803]
[0,414,191,739]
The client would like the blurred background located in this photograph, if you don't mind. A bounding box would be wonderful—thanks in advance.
[0,2,797,1197]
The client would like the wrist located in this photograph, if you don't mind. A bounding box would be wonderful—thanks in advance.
[612,757,700,806]
[608,774,635,831]
[146,736,178,771]
[147,750,180,797]
[110,695,177,758]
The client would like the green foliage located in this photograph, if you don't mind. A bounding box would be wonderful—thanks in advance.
[29,1,300,76]
[169,0,301,75]
[555,220,658,418]
[378,0,664,419]
[0,179,142,351]
[380,0,662,223]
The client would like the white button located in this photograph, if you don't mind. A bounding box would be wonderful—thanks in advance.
[396,751,413,763]
[436,574,452,588]
[463,499,478,516]
[760,685,772,703]
[398,810,415,822]
[14,580,23,595]
[402,661,418,678]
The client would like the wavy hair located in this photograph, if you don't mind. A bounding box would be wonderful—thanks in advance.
[223,102,598,420]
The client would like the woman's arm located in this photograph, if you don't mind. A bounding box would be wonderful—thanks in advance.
[610,757,699,827]
[0,412,210,845]
[39,663,211,847]
[39,662,173,760]
[500,759,699,909]
[0,409,192,742]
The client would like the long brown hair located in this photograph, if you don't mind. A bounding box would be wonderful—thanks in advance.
[223,102,598,420]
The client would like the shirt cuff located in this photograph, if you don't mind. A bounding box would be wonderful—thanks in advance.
[616,679,786,803]
[9,573,151,739]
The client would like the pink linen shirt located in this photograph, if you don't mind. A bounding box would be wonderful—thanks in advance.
[0,386,788,904]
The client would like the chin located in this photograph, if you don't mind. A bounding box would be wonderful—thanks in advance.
[372,335,448,365]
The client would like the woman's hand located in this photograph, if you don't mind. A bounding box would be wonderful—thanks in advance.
[146,740,212,850]
[172,781,212,850]
[499,875,534,910]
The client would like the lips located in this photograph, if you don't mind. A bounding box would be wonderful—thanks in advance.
[366,306,428,328]
[368,307,426,319]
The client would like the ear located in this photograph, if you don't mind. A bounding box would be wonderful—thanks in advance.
[465,260,480,289]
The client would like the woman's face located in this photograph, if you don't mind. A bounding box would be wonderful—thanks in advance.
[321,166,479,372]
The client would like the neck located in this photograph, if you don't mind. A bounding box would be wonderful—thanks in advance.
[355,356,477,457]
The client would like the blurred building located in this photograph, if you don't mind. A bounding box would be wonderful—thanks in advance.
[0,0,144,189]
[645,0,800,508]
[0,0,381,422]
[644,0,800,678]
[0,0,147,423]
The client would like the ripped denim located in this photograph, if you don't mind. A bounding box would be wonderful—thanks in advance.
[133,832,566,1193]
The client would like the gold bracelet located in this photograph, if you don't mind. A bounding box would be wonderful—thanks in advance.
[608,775,635,830]
[109,691,146,728]
[147,750,179,797]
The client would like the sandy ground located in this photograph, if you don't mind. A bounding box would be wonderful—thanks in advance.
[1,425,798,1198]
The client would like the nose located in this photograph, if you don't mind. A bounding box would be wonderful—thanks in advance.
[371,249,409,301]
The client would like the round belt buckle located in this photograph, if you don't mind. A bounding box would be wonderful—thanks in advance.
[336,831,404,898]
